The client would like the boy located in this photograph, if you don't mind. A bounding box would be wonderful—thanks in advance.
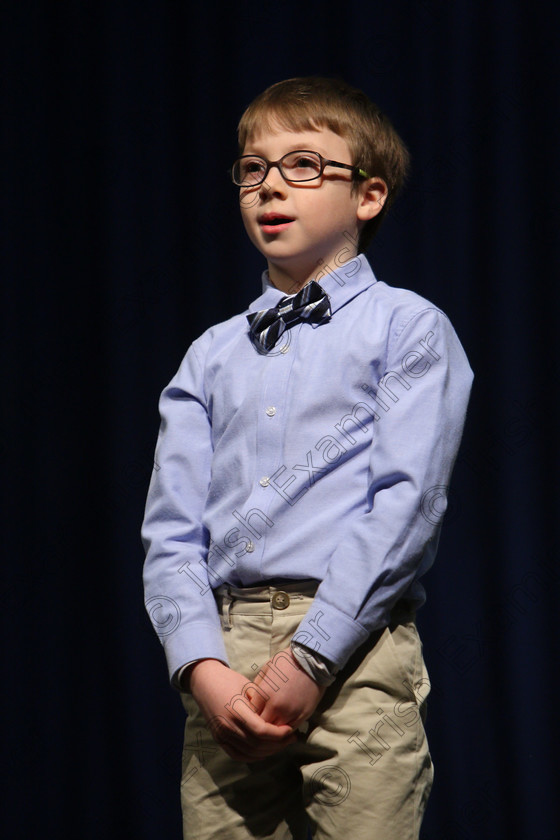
[142,76,473,840]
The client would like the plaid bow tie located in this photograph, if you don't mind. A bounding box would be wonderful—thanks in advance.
[247,280,331,352]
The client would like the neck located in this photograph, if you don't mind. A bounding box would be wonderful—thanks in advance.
[267,251,360,295]
[268,267,312,295]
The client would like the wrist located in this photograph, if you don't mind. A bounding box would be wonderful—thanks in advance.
[180,658,227,692]
[290,641,337,686]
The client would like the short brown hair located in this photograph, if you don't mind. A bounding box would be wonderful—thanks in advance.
[237,76,410,251]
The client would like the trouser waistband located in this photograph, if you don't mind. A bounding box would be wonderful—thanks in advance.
[214,580,319,628]
[213,580,416,629]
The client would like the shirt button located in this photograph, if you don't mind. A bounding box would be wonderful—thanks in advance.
[280,345,289,354]
[259,477,270,487]
[272,591,290,610]
[266,406,276,416]
[246,541,255,553]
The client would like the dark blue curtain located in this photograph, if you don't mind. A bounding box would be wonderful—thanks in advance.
[2,2,557,838]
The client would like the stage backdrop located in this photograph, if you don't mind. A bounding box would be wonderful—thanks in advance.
[2,2,557,838]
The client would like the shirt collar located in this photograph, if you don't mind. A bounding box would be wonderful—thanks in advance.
[248,254,378,315]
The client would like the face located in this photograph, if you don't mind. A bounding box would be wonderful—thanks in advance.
[238,126,384,293]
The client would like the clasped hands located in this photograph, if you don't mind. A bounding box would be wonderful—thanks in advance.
[187,647,327,762]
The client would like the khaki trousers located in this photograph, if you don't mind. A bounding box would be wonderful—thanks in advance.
[180,582,433,840]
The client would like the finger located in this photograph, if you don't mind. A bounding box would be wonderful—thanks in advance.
[212,712,295,752]
[235,709,295,741]
[244,684,266,714]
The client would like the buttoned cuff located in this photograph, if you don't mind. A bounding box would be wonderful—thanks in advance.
[162,620,229,688]
[294,600,371,670]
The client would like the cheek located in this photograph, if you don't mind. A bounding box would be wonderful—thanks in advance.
[329,195,360,230]
[239,200,258,235]
[239,207,266,254]
[238,188,260,212]
[240,212,257,244]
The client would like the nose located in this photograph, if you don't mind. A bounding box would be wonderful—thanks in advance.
[260,162,287,196]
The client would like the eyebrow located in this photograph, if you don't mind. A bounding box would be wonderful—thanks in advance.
[242,142,336,158]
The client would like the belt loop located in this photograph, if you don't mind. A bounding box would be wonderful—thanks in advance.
[221,592,233,630]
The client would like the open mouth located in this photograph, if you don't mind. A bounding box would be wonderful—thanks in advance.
[259,214,294,232]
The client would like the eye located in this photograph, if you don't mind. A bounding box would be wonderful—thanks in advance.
[297,154,320,169]
[238,157,267,182]
[245,159,265,173]
[283,152,322,179]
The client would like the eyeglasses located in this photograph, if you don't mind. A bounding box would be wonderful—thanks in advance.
[231,150,370,187]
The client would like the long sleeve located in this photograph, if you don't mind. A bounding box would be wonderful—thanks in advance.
[294,305,473,668]
[142,335,229,683]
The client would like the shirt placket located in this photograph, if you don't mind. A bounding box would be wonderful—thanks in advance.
[238,326,299,580]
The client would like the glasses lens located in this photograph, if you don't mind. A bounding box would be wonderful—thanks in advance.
[233,157,267,186]
[281,151,322,181]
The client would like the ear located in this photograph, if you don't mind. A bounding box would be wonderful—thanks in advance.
[356,177,389,222]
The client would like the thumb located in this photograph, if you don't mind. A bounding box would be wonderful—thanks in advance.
[244,682,267,714]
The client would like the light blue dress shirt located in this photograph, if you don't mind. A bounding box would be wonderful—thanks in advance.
[142,254,473,682]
